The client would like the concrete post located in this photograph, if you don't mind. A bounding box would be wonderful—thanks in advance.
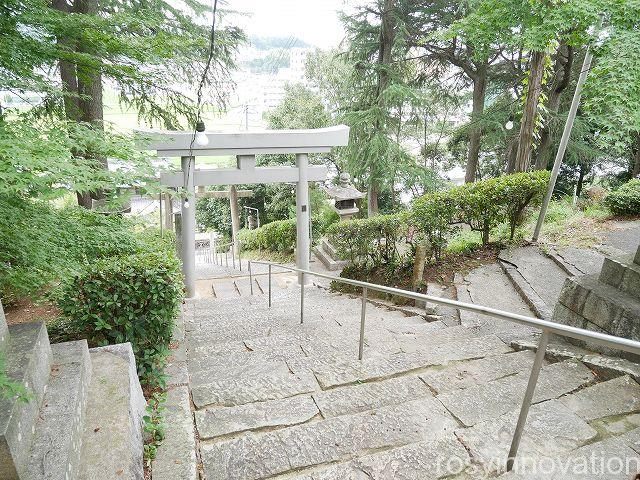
[229,185,240,256]
[181,156,196,298]
[296,153,310,284]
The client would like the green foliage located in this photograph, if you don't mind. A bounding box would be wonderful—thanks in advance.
[0,196,140,303]
[605,179,640,216]
[143,392,167,467]
[445,230,483,254]
[56,246,183,388]
[245,50,290,74]
[411,191,458,261]
[0,352,32,403]
[493,170,550,239]
[238,219,297,254]
[326,214,407,268]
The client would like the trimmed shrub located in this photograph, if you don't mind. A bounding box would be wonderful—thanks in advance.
[605,179,640,216]
[326,214,406,268]
[238,218,297,253]
[57,247,183,388]
[493,170,549,239]
[455,177,504,245]
[410,190,458,260]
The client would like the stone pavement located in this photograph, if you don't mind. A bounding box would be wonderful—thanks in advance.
[154,255,640,480]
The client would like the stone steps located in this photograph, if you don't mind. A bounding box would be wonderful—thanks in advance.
[0,323,51,480]
[25,340,91,480]
[78,345,146,480]
[600,253,640,300]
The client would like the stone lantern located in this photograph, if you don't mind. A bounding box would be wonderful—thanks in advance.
[324,172,365,221]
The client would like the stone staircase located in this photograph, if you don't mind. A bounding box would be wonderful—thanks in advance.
[0,304,146,480]
[553,244,640,360]
[313,238,347,271]
[155,267,640,480]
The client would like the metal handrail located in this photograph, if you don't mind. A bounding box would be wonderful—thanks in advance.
[247,259,640,471]
[211,239,242,271]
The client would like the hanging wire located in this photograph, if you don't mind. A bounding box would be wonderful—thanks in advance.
[185,0,219,193]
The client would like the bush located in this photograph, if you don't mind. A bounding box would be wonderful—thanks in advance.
[493,170,549,239]
[56,246,183,388]
[410,190,458,260]
[238,218,297,253]
[0,196,140,304]
[605,179,640,216]
[455,177,504,245]
[326,214,406,268]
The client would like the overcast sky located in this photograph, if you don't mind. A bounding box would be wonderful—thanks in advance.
[229,0,348,49]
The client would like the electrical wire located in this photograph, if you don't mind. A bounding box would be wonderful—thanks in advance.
[185,0,219,193]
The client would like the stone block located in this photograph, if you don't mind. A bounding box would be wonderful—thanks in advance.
[25,340,91,480]
[79,347,145,480]
[196,395,318,439]
[438,360,594,426]
[312,375,432,417]
[556,277,591,314]
[457,400,597,474]
[582,354,640,383]
[420,350,535,394]
[201,399,457,480]
[0,322,51,480]
[0,301,7,350]
[559,375,640,421]
[551,303,587,330]
[152,386,198,480]
[191,368,318,408]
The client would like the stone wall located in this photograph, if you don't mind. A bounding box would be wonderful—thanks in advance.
[553,244,640,360]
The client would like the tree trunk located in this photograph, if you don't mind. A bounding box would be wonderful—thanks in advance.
[576,163,586,198]
[411,243,427,294]
[367,182,379,216]
[515,51,547,172]
[631,134,640,178]
[52,0,81,121]
[465,67,487,183]
[367,0,396,215]
[536,44,573,170]
[505,135,518,174]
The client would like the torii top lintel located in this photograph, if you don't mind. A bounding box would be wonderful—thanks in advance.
[143,125,350,187]
[140,125,350,157]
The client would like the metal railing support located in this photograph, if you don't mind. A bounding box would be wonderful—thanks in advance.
[238,242,242,271]
[506,330,551,471]
[268,264,272,308]
[225,251,228,267]
[358,287,368,360]
[248,261,253,295]
[232,249,236,269]
[300,272,305,324]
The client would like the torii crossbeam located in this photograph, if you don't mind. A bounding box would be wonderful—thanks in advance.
[141,125,350,297]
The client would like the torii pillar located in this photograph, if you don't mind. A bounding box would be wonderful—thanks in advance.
[141,126,350,297]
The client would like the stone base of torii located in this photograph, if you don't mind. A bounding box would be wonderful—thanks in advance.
[140,126,350,297]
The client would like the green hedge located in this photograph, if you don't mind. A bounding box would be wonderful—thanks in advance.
[411,191,458,261]
[238,219,297,253]
[326,213,406,268]
[605,179,640,216]
[57,244,183,388]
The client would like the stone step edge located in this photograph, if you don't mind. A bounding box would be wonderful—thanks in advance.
[497,258,553,320]
[26,340,91,480]
[0,322,52,480]
[510,337,640,383]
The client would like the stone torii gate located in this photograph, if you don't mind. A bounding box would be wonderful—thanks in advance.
[144,125,350,297]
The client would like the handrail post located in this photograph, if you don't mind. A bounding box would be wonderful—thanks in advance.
[268,264,272,308]
[232,243,236,269]
[300,272,305,324]
[238,241,242,271]
[225,251,228,267]
[358,287,368,360]
[248,261,253,295]
[506,329,550,471]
